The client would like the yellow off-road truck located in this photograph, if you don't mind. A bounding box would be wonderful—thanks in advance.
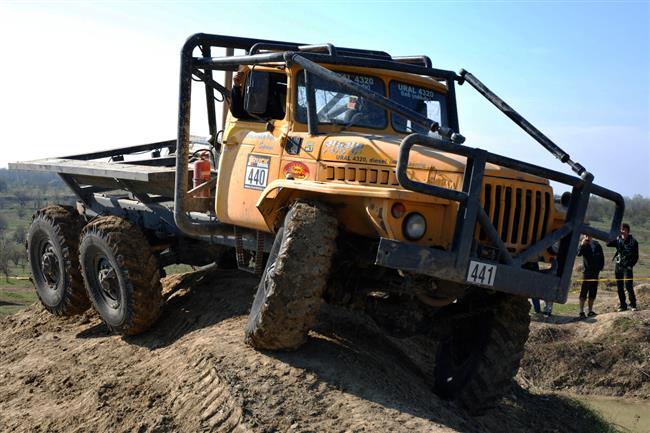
[12,34,624,412]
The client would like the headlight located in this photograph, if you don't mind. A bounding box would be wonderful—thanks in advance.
[403,212,427,241]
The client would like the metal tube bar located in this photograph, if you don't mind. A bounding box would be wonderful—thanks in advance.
[304,71,319,135]
[514,224,572,266]
[556,181,593,295]
[63,139,176,161]
[445,78,460,133]
[460,69,588,178]
[393,56,432,68]
[222,47,234,130]
[192,68,230,99]
[452,150,487,268]
[476,207,514,264]
[194,51,459,81]
[396,134,468,202]
[298,43,336,56]
[175,35,222,236]
[580,224,611,241]
[201,45,217,139]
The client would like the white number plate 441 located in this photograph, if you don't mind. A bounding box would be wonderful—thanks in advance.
[466,260,497,287]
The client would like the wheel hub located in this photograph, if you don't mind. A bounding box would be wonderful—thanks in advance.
[97,259,119,309]
[40,244,59,287]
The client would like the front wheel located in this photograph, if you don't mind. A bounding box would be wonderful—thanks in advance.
[79,216,162,335]
[433,291,530,414]
[245,201,338,350]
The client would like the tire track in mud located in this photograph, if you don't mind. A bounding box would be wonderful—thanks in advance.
[168,354,250,433]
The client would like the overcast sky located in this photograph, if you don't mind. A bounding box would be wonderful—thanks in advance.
[0,1,648,197]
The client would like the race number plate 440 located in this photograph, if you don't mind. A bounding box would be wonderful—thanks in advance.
[466,260,497,287]
[244,154,270,190]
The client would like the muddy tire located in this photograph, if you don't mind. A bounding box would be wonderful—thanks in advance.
[27,205,90,316]
[245,201,337,350]
[434,292,530,414]
[79,216,162,335]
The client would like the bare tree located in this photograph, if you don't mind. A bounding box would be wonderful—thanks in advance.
[14,190,30,208]
[10,243,26,269]
[13,226,26,245]
[0,237,11,282]
[0,214,8,232]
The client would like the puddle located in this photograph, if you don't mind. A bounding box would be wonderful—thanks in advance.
[567,393,650,433]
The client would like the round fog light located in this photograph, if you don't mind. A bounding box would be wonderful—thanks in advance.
[403,212,427,241]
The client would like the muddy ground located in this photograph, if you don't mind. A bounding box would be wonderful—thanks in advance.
[1,270,646,433]
[521,285,650,399]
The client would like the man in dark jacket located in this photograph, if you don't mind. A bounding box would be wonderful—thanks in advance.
[577,234,605,318]
[607,223,639,311]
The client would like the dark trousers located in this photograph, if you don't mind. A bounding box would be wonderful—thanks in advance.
[531,298,541,313]
[615,266,637,309]
[579,274,599,300]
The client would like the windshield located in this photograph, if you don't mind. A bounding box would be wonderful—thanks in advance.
[389,81,448,134]
[296,72,387,129]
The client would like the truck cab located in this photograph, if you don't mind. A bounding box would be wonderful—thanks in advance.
[217,62,558,261]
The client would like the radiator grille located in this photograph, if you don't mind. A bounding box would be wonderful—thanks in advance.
[479,182,551,251]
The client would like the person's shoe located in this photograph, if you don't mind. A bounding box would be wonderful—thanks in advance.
[617,306,628,312]
[587,311,597,317]
[579,312,586,319]
[631,307,638,311]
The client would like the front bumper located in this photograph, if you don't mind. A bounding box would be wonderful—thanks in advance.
[376,238,563,301]
[377,133,624,303]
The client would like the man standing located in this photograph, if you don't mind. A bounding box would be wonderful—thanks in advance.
[577,234,605,319]
[607,223,639,311]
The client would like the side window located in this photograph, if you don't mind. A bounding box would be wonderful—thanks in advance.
[389,81,448,134]
[230,71,287,121]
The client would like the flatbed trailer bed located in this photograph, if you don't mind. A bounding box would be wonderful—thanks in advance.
[9,138,273,262]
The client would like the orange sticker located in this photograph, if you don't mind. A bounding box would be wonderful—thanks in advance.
[283,161,310,179]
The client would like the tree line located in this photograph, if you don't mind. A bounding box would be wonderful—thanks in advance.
[0,169,75,281]
[587,194,650,229]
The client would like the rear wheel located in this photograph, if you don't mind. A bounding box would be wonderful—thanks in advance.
[434,291,530,414]
[27,205,90,316]
[79,216,162,335]
[245,201,337,350]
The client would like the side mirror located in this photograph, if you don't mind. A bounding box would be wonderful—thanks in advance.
[244,71,270,114]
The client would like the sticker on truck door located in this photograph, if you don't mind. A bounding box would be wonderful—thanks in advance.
[466,260,497,287]
[244,154,270,190]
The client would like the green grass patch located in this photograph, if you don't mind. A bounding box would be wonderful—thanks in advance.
[164,264,195,275]
[0,276,33,289]
[550,302,579,316]
[0,286,37,317]
[0,287,37,303]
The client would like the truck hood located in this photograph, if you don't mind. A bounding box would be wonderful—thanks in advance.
[316,133,549,185]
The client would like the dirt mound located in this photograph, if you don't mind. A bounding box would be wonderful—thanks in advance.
[521,287,650,399]
[0,270,616,433]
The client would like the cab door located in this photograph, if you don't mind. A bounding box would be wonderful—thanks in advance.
[215,69,289,231]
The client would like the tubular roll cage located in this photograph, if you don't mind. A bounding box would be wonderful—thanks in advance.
[177,33,623,302]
